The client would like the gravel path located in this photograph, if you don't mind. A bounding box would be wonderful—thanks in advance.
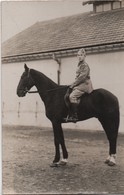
[2,125,124,194]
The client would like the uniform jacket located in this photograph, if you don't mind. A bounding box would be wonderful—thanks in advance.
[71,60,93,93]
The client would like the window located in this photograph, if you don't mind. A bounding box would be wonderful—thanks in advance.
[112,2,121,9]
[104,3,111,11]
[94,1,123,13]
[96,4,103,12]
[122,0,124,7]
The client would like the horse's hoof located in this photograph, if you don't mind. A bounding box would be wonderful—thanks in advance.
[50,162,59,167]
[108,161,116,166]
[59,158,67,166]
[104,159,110,164]
[59,161,67,166]
[105,154,116,166]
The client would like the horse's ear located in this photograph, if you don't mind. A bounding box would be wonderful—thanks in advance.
[24,63,29,72]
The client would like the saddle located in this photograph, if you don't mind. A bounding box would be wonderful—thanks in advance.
[64,87,72,108]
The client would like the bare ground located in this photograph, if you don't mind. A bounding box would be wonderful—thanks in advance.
[2,125,124,194]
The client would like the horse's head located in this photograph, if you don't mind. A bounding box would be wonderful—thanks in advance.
[17,64,35,97]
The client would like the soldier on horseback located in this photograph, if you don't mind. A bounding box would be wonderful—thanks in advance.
[17,62,119,166]
[65,48,93,122]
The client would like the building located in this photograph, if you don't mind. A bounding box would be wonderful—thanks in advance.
[2,0,124,132]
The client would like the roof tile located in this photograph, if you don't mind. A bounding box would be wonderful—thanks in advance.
[2,8,124,57]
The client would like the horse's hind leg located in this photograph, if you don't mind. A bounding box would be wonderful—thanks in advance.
[105,136,117,166]
[99,117,119,166]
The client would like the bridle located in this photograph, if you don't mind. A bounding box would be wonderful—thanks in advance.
[26,68,39,94]
[19,68,38,94]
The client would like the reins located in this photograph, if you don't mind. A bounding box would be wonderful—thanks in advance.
[28,86,68,94]
[28,91,39,93]
[47,86,68,92]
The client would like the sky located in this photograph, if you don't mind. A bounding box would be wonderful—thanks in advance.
[1,1,92,42]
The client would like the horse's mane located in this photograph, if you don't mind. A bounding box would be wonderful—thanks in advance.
[30,69,58,87]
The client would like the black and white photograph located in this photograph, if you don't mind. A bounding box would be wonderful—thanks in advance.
[1,0,124,194]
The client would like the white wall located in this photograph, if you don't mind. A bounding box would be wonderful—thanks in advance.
[2,50,124,132]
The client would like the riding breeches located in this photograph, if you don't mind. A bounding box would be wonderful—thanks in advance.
[69,88,85,103]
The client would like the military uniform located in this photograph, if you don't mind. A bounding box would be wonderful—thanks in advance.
[69,60,93,103]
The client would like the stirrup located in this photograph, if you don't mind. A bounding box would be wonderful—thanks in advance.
[64,115,78,123]
[64,115,70,122]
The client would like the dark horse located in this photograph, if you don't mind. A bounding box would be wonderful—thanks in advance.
[17,64,120,167]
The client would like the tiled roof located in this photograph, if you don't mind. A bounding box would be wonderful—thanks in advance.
[83,0,120,5]
[2,8,124,57]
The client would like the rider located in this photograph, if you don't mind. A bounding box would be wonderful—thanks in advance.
[66,48,93,122]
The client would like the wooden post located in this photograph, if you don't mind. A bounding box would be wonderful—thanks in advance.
[35,101,38,118]
[52,53,61,85]
[2,102,4,118]
[18,102,21,118]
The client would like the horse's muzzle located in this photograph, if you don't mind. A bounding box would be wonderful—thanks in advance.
[17,89,28,97]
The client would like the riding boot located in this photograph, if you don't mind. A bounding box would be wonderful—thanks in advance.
[66,103,78,123]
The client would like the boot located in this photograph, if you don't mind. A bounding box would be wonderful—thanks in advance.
[66,103,78,123]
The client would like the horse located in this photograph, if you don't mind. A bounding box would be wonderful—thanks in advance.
[17,64,120,167]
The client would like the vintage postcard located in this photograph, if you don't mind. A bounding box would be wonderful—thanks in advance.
[1,0,124,194]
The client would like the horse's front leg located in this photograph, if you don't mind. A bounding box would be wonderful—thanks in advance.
[53,136,60,164]
[50,121,68,167]
[58,122,68,165]
[50,121,61,167]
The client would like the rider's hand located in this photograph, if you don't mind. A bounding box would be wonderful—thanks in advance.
[69,85,74,89]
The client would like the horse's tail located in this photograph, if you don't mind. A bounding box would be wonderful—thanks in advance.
[114,97,120,132]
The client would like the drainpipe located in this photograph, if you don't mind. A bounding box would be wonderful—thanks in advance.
[52,53,61,85]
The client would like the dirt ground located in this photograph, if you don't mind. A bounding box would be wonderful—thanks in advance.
[2,125,124,194]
